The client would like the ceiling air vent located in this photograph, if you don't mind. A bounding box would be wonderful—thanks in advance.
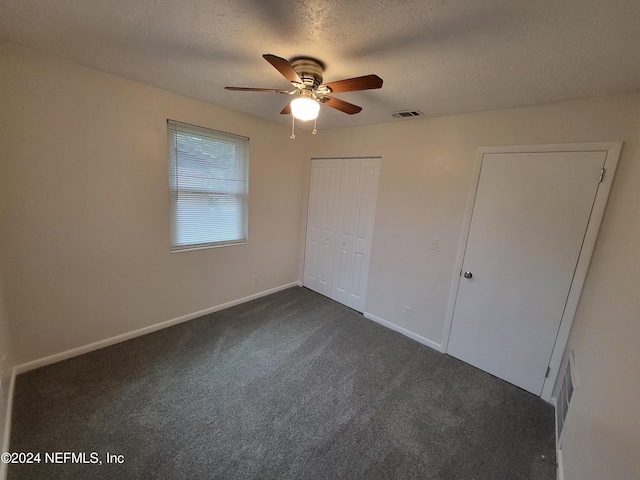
[392,110,424,119]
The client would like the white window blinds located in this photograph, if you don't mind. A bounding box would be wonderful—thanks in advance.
[167,120,249,251]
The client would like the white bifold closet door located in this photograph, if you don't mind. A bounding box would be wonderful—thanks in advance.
[304,158,381,312]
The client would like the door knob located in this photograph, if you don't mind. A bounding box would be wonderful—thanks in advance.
[463,271,473,279]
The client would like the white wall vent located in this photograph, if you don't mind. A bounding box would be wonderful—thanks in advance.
[391,110,424,119]
[556,351,578,447]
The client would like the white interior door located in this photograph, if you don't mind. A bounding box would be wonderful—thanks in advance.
[304,158,380,312]
[447,151,606,395]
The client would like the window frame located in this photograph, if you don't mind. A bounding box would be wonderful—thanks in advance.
[167,120,249,252]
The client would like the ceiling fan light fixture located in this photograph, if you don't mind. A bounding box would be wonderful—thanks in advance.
[290,96,320,121]
[225,54,383,124]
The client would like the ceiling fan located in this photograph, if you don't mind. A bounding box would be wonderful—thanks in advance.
[225,54,383,134]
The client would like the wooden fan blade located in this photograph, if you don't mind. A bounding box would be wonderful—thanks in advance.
[263,54,303,85]
[225,87,293,94]
[280,103,292,115]
[321,74,383,93]
[323,96,362,115]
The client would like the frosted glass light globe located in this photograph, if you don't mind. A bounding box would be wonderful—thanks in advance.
[290,97,320,121]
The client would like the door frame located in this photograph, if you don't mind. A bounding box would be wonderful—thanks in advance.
[303,156,382,313]
[441,142,622,401]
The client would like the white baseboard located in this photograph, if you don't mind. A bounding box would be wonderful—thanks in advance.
[363,312,442,351]
[1,368,16,480]
[14,281,302,375]
[557,448,564,480]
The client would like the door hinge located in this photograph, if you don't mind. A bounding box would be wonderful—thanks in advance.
[545,366,551,378]
[598,168,606,183]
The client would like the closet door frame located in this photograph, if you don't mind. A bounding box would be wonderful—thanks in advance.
[303,157,381,313]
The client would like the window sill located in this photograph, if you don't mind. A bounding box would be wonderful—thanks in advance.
[170,240,247,253]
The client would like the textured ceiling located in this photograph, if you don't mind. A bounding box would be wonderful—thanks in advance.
[1,0,640,130]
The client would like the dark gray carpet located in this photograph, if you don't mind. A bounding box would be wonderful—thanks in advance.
[8,287,556,479]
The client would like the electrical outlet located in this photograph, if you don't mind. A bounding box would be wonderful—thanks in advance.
[404,306,412,318]
[253,275,259,284]
[430,238,438,250]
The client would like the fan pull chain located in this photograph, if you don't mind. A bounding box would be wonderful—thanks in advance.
[312,117,317,135]
[290,116,296,139]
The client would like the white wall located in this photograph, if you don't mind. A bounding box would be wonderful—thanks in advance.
[0,42,308,364]
[559,111,640,479]
[308,95,640,345]
[308,94,640,479]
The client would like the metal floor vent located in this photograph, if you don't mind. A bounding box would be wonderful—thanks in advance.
[392,110,424,119]
[556,351,577,447]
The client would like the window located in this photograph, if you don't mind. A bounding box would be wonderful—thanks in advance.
[167,120,249,251]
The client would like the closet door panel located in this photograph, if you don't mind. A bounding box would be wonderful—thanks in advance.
[303,159,341,296]
[346,159,380,311]
[332,159,362,306]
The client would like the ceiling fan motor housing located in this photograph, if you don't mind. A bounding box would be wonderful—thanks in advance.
[290,57,324,90]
